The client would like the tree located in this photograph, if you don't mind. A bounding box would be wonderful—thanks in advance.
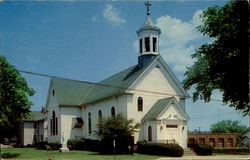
[210,120,250,145]
[96,113,139,153]
[182,0,249,114]
[0,55,35,140]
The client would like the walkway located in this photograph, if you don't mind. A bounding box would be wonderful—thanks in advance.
[157,155,250,160]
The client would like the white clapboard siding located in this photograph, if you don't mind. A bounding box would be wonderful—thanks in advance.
[47,85,61,143]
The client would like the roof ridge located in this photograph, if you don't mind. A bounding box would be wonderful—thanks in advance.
[97,65,137,84]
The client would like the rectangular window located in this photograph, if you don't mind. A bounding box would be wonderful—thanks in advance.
[139,39,142,53]
[153,37,157,52]
[199,138,205,144]
[33,135,37,142]
[166,125,178,128]
[219,138,224,147]
[228,138,233,147]
[40,135,43,141]
[145,37,150,52]
[209,138,215,147]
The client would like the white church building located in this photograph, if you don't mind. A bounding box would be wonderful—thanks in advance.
[44,4,190,148]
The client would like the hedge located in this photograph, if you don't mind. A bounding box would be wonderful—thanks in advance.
[136,142,183,157]
[67,137,133,154]
[193,144,213,155]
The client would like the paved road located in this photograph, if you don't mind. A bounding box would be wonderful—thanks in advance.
[157,155,250,160]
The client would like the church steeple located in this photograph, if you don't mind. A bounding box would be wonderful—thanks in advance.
[136,1,161,68]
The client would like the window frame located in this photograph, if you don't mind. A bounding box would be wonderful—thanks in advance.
[137,97,143,111]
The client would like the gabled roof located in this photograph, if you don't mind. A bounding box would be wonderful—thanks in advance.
[46,55,188,107]
[25,111,45,121]
[142,97,190,122]
[126,55,189,98]
[52,77,94,105]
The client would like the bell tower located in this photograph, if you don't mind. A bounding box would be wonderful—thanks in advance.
[137,1,161,68]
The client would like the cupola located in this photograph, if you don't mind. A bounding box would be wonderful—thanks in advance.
[137,1,161,68]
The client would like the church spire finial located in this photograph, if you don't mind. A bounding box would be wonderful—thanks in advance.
[145,1,151,16]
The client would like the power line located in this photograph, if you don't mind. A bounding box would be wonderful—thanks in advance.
[191,112,237,120]
[18,69,224,102]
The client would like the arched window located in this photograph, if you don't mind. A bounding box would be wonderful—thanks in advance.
[51,111,58,135]
[98,110,102,121]
[148,126,152,142]
[98,110,102,133]
[138,97,143,111]
[111,107,115,117]
[88,112,92,134]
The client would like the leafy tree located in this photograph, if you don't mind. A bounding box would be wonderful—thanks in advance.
[210,120,250,145]
[182,0,249,114]
[96,113,139,153]
[0,55,35,140]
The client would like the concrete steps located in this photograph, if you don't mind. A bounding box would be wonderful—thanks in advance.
[183,148,196,156]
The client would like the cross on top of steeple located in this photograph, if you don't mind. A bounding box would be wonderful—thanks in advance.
[145,1,152,16]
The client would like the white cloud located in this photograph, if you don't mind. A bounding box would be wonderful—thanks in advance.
[155,10,204,73]
[102,5,126,26]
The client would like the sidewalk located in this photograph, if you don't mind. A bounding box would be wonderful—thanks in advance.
[157,155,250,160]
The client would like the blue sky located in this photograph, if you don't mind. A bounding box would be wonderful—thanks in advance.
[0,1,248,131]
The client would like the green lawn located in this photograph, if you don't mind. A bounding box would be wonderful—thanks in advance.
[1,148,160,160]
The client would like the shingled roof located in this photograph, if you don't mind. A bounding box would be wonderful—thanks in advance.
[142,97,174,122]
[82,64,148,104]
[25,111,45,121]
[142,97,190,122]
[51,62,150,106]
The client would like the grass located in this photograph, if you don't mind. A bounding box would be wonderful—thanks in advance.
[1,148,160,160]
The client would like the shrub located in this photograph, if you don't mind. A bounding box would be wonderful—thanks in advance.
[67,139,85,150]
[48,142,61,150]
[36,141,48,150]
[193,144,213,155]
[136,142,183,157]
[84,139,100,152]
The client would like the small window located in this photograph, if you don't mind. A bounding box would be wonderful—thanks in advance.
[209,138,215,147]
[166,125,178,128]
[148,126,152,142]
[111,107,115,117]
[52,89,55,96]
[138,97,143,111]
[145,37,150,52]
[33,135,37,142]
[88,112,92,134]
[153,37,157,52]
[139,39,142,53]
[218,138,224,147]
[73,117,84,128]
[199,138,205,144]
